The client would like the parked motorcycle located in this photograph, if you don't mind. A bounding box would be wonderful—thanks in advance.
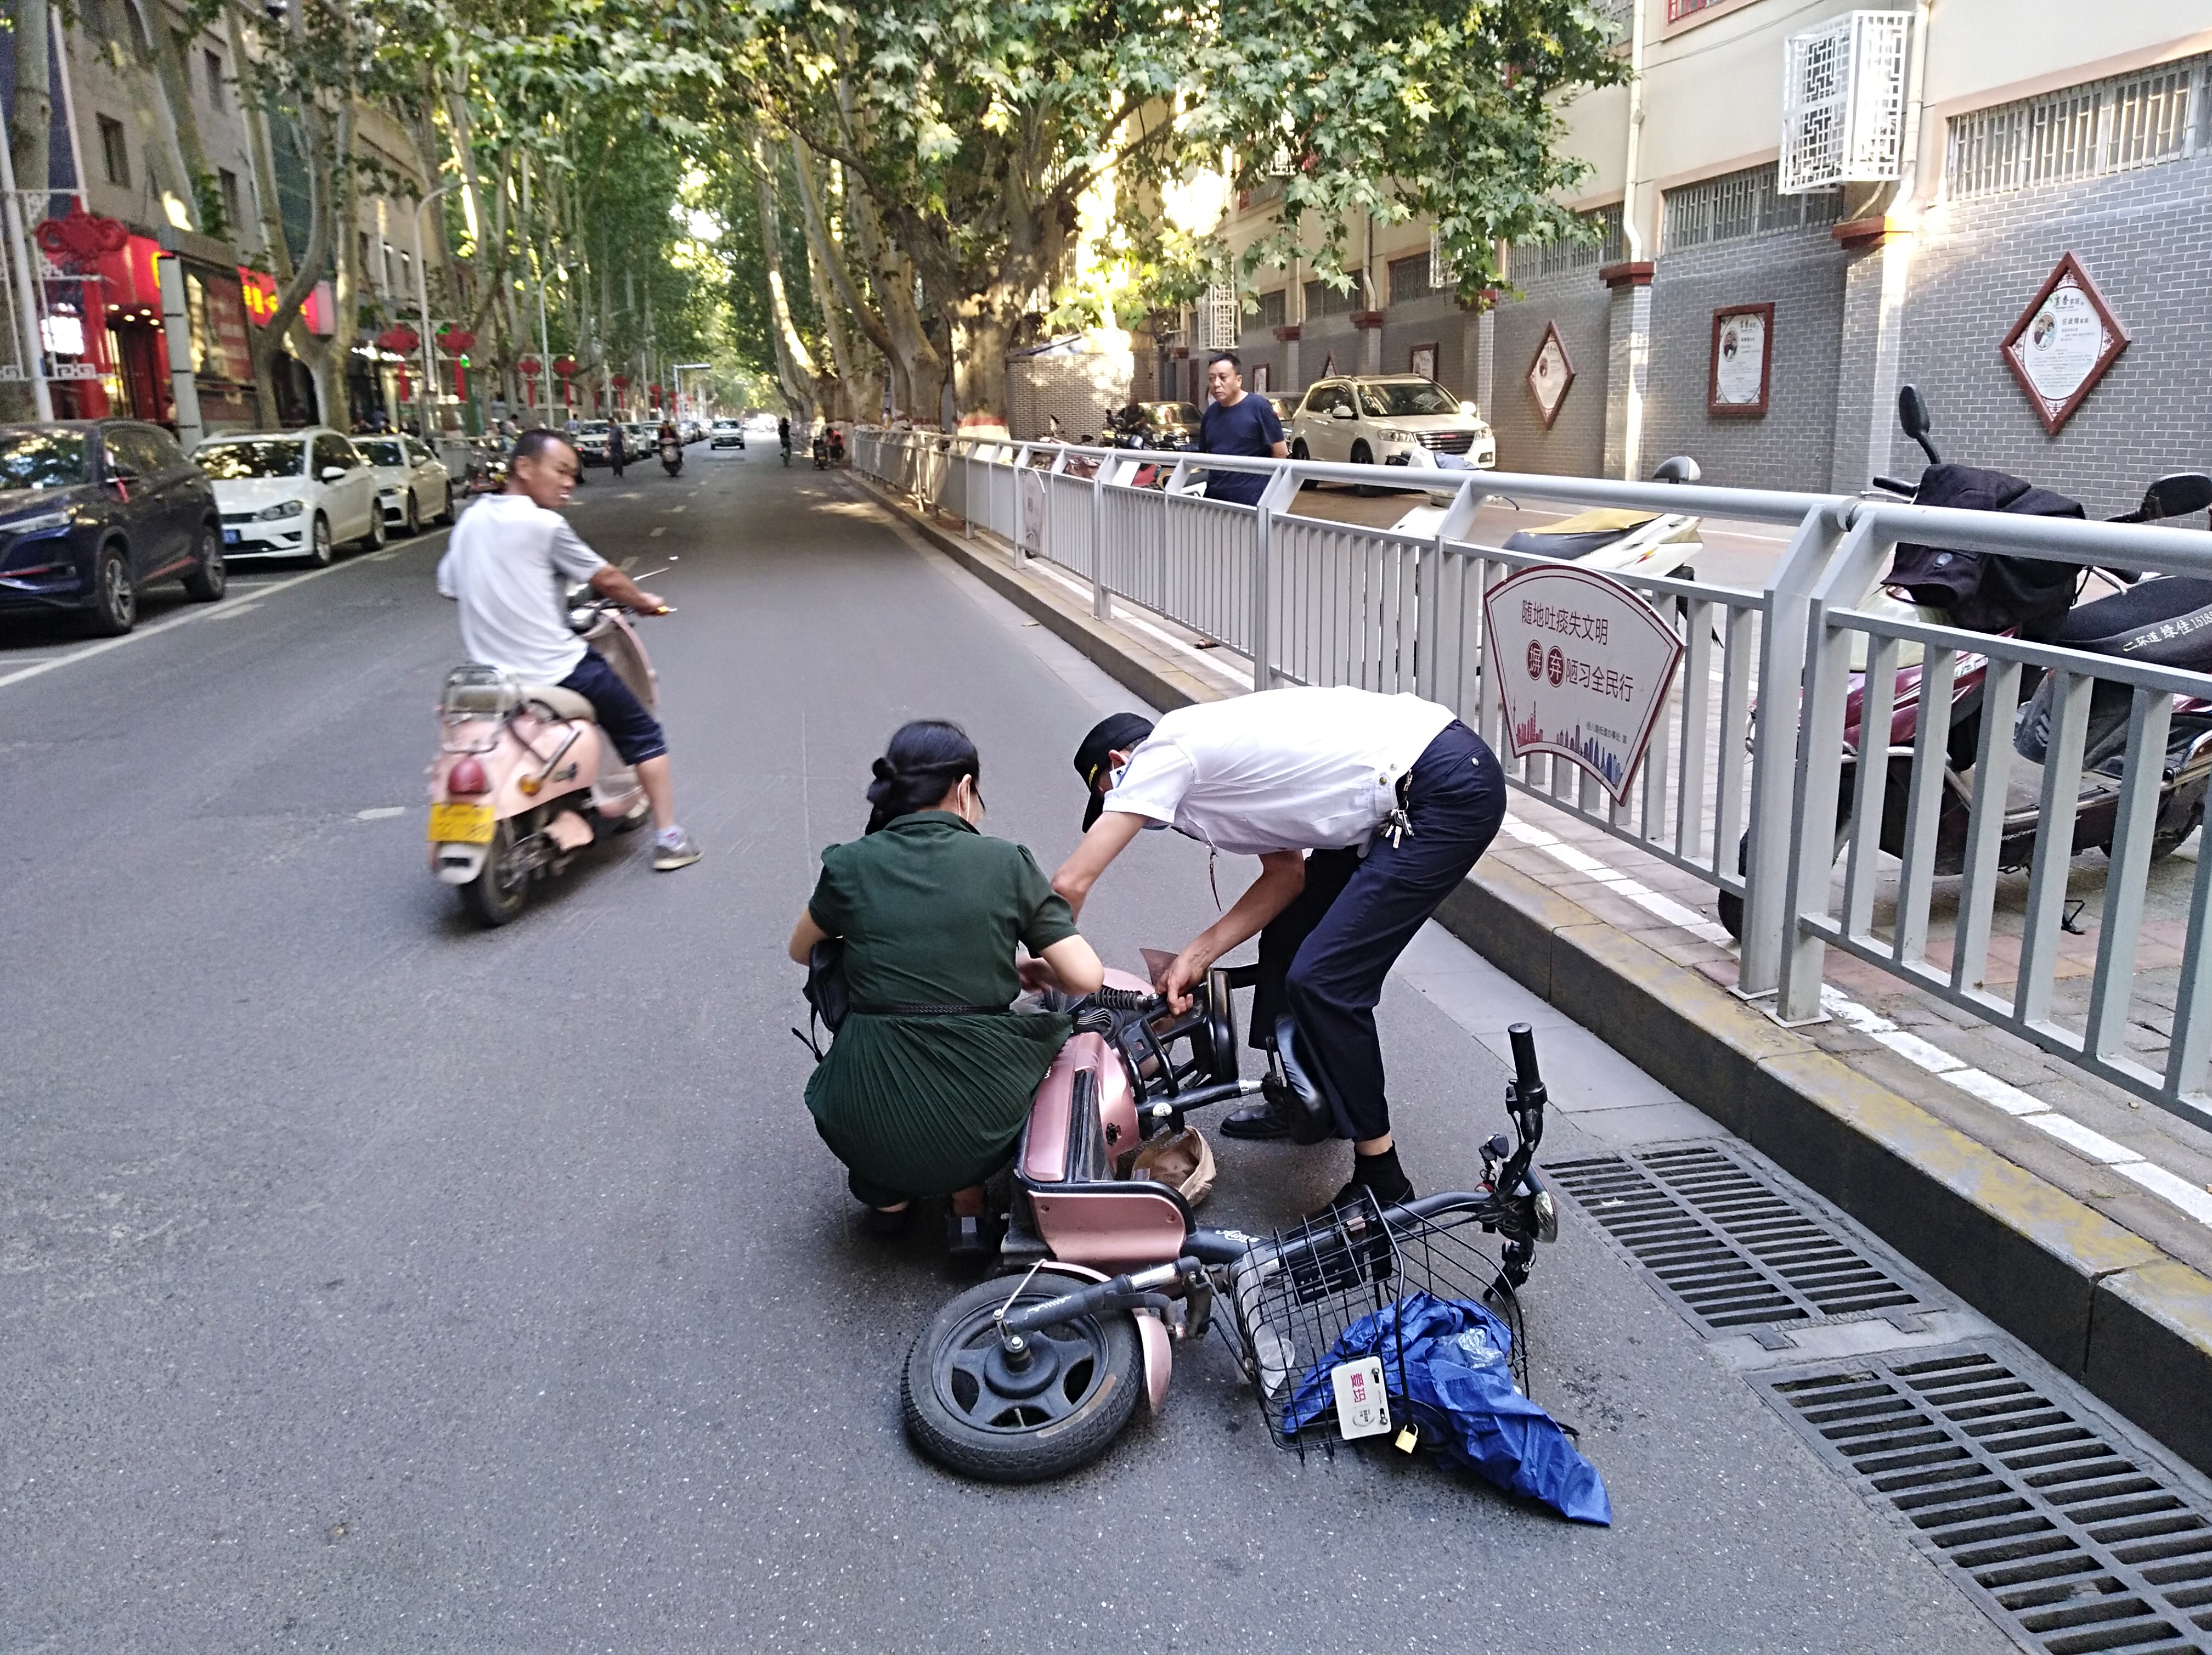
[426,585,669,925]
[1494,454,1707,578]
[812,431,829,470]
[1715,387,2212,939]
[894,967,1559,1483]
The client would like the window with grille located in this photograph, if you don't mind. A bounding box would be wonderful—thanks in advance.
[1662,164,1841,250]
[1257,289,1286,331]
[1389,253,1441,306]
[1204,284,1240,350]
[1301,277,1362,319]
[1509,203,1625,282]
[1668,0,1718,21]
[1945,53,2208,201]
[1779,10,1911,192]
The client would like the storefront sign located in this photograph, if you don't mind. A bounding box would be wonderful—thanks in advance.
[1708,303,1772,416]
[2000,253,2128,435]
[1527,321,1575,429]
[238,266,279,325]
[1481,565,1685,804]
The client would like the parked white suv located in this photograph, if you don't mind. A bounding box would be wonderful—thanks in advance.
[195,428,384,565]
[1289,375,1496,477]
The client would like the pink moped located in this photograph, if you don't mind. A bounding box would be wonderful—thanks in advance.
[426,589,661,925]
[899,968,1560,1482]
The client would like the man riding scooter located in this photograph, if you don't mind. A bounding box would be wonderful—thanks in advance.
[1052,688,1506,1214]
[436,427,702,872]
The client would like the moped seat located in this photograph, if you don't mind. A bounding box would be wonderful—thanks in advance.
[517,684,596,722]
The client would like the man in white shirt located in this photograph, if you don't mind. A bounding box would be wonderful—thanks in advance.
[1053,686,1505,1212]
[436,429,699,871]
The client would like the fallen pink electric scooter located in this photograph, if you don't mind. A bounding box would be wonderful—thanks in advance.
[900,967,1560,1482]
[426,586,666,925]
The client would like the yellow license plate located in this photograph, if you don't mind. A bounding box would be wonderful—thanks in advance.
[428,802,496,844]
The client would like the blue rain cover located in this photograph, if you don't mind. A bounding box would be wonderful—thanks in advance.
[1283,1290,1611,1525]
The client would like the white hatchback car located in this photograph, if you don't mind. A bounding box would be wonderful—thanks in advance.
[1289,375,1497,480]
[196,428,383,564]
[353,433,454,534]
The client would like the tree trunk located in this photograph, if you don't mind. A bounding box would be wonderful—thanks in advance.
[8,0,50,206]
[847,186,940,420]
[749,131,817,423]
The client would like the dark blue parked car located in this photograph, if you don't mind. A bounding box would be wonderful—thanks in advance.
[0,420,225,635]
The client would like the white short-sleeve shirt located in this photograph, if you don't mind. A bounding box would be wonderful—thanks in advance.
[435,494,607,682]
[1104,687,1455,854]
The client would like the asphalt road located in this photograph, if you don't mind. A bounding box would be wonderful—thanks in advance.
[0,446,2026,1653]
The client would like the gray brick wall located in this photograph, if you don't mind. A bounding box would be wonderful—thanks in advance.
[1887,153,2212,517]
[1493,268,1611,476]
[1381,297,1475,394]
[1640,227,1848,491]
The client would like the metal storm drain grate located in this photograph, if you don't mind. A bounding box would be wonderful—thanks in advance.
[1764,1350,2212,1653]
[1547,1144,1927,1333]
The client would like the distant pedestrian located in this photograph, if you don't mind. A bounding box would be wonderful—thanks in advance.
[609,421,627,478]
[1196,351,1286,508]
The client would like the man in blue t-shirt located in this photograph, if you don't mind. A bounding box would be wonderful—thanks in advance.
[1197,351,1286,507]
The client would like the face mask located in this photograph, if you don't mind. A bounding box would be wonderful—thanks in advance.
[1107,761,1128,791]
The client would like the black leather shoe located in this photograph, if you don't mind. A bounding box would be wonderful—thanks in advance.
[1220,1094,1294,1140]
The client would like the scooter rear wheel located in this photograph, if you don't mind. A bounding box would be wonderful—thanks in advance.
[902,1267,1141,1483]
[460,818,528,927]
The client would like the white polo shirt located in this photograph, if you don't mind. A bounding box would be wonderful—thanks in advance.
[435,494,606,682]
[1104,686,1455,854]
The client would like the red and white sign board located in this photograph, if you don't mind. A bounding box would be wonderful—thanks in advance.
[1482,565,1684,804]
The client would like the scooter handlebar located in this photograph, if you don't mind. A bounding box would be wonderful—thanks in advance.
[1508,1022,1543,1099]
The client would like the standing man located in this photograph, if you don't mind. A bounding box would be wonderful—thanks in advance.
[1195,351,1288,508]
[1053,688,1505,1213]
[436,429,701,872]
[608,419,627,479]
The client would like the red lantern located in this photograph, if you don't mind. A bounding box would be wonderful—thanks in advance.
[377,324,419,354]
[611,373,629,390]
[552,355,576,378]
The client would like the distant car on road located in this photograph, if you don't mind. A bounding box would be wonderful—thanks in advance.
[1288,375,1496,478]
[196,428,384,566]
[572,419,612,466]
[709,419,745,449]
[354,434,454,534]
[0,420,224,635]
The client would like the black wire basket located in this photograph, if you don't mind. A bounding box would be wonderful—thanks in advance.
[1224,1190,1528,1457]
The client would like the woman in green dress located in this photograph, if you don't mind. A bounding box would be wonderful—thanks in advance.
[788,720,1104,1244]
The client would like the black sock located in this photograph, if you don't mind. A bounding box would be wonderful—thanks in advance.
[1354,1146,1412,1202]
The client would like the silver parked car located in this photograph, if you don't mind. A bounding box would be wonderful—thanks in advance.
[355,434,454,534]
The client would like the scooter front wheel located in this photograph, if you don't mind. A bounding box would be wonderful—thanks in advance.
[460,818,528,927]
[902,1267,1142,1483]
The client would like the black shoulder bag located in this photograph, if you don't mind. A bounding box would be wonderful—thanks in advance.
[793,938,849,1061]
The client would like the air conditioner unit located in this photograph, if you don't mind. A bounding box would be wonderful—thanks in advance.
[1779,10,1912,193]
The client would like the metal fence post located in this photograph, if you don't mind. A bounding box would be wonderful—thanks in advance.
[1735,502,1852,998]
[1090,454,1110,621]
[1251,463,1301,692]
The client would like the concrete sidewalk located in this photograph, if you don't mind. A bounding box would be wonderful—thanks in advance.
[851,468,2212,1481]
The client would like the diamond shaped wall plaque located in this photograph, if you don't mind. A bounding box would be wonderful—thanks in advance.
[1527,321,1575,429]
[2000,253,2129,435]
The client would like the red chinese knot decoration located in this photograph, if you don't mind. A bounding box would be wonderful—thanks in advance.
[552,356,576,378]
[376,324,420,354]
[35,202,128,267]
[436,328,475,356]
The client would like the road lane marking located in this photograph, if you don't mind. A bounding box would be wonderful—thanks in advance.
[666,505,686,514]
[0,526,452,694]
[357,806,407,820]
[204,603,262,618]
[618,555,637,570]
[649,527,665,538]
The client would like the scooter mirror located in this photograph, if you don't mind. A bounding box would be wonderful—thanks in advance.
[1651,455,1700,485]
[2141,472,2212,522]
[1897,384,1930,439]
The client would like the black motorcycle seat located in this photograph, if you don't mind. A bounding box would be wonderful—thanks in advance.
[2052,575,2212,667]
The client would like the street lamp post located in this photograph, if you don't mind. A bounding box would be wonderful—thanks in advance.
[413,179,464,440]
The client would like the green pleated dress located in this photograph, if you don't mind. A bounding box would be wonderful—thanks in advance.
[802,810,1077,1200]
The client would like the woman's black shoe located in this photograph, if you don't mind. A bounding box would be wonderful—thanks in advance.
[1220,1095,1293,1140]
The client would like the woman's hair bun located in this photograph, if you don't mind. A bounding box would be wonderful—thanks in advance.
[863,719,982,834]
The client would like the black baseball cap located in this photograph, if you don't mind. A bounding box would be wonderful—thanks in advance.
[1074,712,1155,831]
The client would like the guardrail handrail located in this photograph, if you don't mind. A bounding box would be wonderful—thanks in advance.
[849,424,2212,1121]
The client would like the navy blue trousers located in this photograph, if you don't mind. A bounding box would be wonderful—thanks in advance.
[1256,721,1505,1142]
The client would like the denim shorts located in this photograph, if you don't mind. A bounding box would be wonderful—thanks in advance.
[558,647,667,765]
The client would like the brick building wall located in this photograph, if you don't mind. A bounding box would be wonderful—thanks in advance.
[1884,151,2212,517]
[1007,346,1136,442]
[1492,268,1612,476]
[1637,228,1849,491]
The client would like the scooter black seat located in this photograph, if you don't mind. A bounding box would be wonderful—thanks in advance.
[2052,576,2212,667]
[518,684,596,722]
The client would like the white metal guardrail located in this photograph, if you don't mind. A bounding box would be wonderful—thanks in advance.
[850,427,2212,1123]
